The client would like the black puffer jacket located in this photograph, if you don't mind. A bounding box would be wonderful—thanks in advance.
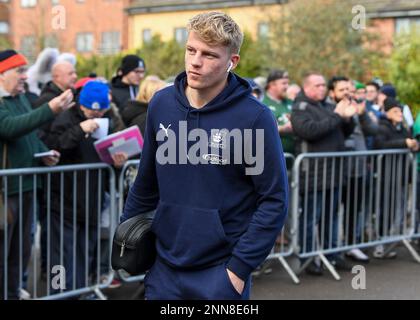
[291,91,355,192]
[47,106,120,226]
[374,118,412,189]
[33,81,63,108]
[374,118,410,149]
[110,76,138,112]
[121,100,148,136]
[33,81,77,147]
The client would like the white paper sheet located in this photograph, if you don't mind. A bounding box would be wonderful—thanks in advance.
[34,150,56,158]
[92,118,109,140]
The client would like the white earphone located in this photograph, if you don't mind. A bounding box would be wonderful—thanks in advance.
[227,61,233,73]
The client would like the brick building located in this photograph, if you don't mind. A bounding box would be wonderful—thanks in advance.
[364,0,420,53]
[0,0,131,62]
[0,0,419,62]
[126,0,420,51]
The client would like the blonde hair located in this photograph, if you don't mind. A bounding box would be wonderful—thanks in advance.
[136,75,166,103]
[187,11,243,54]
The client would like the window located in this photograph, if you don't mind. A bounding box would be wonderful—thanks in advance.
[20,35,36,62]
[0,21,9,34]
[21,0,36,7]
[101,31,120,54]
[258,22,270,39]
[142,29,152,43]
[44,34,59,48]
[174,27,187,44]
[76,32,93,52]
[396,17,420,34]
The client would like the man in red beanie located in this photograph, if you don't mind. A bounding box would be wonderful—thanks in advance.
[0,49,74,300]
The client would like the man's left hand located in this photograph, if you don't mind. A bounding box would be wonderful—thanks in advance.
[226,268,244,295]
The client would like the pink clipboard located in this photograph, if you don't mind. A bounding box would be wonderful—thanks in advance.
[94,126,144,164]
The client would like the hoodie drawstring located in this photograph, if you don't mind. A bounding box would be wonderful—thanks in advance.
[129,86,137,100]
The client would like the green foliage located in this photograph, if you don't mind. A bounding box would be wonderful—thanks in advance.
[76,34,185,81]
[388,29,420,117]
[76,52,125,79]
[235,32,272,78]
[267,0,382,84]
[0,36,11,51]
[135,35,185,80]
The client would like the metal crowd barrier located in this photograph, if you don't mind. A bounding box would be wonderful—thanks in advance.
[258,153,300,284]
[115,154,300,285]
[1,149,418,299]
[115,159,145,288]
[291,149,419,280]
[1,163,116,300]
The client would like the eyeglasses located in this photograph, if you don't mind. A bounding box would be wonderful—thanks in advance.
[16,67,28,74]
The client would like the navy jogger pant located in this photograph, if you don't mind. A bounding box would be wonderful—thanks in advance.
[145,257,252,300]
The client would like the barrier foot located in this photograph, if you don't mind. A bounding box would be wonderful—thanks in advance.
[402,239,420,263]
[278,256,300,284]
[319,253,341,281]
[296,257,314,275]
[93,287,107,300]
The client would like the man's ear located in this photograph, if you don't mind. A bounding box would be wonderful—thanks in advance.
[230,55,240,71]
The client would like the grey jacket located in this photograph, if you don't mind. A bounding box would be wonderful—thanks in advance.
[344,111,378,177]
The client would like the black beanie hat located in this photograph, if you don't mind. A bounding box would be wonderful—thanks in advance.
[118,55,145,76]
[383,97,402,112]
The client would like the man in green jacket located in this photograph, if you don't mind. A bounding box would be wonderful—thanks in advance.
[0,49,74,299]
[414,114,420,239]
[262,69,295,156]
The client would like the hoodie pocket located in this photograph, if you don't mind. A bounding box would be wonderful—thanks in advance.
[152,201,229,266]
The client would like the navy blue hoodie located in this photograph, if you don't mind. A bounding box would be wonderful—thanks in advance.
[122,71,288,280]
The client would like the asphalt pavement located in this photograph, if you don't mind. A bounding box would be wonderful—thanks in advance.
[104,242,420,300]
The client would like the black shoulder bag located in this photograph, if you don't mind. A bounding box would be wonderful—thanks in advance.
[111,212,156,275]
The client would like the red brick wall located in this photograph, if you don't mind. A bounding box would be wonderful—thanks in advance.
[369,18,395,55]
[8,0,129,57]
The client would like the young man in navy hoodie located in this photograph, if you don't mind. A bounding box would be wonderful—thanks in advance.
[122,12,289,300]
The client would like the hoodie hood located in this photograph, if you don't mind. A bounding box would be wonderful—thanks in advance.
[110,76,139,111]
[111,75,130,89]
[174,71,252,116]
